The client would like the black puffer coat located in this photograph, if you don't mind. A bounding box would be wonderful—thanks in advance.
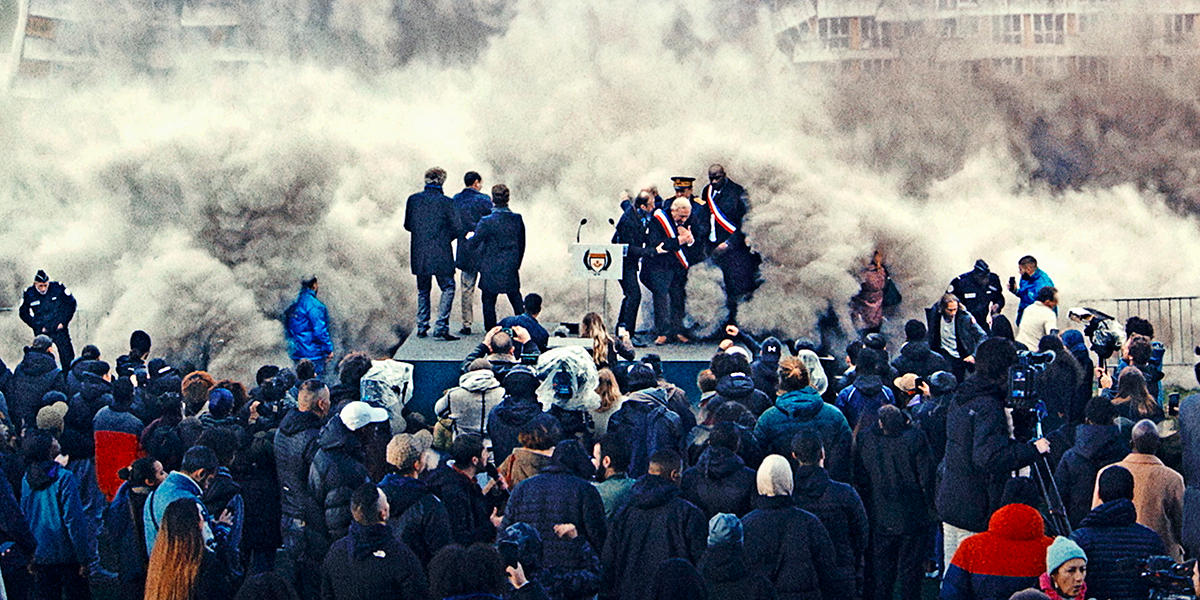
[749,337,782,400]
[853,423,935,535]
[503,465,607,570]
[936,375,1041,533]
[274,409,324,520]
[1054,423,1128,529]
[488,397,543,466]
[680,446,757,518]
[6,347,61,429]
[713,374,772,418]
[700,542,777,600]
[792,465,869,596]
[423,465,495,546]
[1071,499,1167,600]
[743,495,849,600]
[378,473,451,566]
[307,420,370,545]
[891,341,949,379]
[600,475,706,600]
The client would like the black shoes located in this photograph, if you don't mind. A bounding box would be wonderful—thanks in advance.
[416,330,428,339]
[459,327,473,336]
[434,332,460,342]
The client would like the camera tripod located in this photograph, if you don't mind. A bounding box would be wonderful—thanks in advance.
[1028,417,1073,537]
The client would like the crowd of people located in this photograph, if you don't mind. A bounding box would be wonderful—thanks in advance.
[2,215,1199,600]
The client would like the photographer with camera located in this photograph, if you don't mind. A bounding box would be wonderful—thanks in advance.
[462,326,539,380]
[937,339,1051,561]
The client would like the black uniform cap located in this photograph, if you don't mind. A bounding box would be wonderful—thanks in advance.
[34,270,48,283]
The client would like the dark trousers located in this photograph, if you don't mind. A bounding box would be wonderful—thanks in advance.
[277,516,320,600]
[617,268,641,333]
[870,531,924,600]
[1,550,32,600]
[482,290,524,331]
[714,243,757,326]
[641,267,687,337]
[48,328,73,370]
[31,563,90,600]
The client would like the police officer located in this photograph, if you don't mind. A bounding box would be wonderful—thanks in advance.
[946,259,1005,333]
[20,270,76,368]
[612,190,654,341]
[698,164,759,326]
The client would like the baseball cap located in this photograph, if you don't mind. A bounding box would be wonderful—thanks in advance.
[340,401,389,432]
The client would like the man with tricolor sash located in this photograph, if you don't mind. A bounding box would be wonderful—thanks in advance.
[698,164,760,326]
[641,198,697,345]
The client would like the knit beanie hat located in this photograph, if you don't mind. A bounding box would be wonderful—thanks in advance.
[1046,536,1087,574]
[929,371,957,396]
[37,400,69,433]
[386,430,433,471]
[208,388,235,418]
[503,366,540,398]
[31,335,53,352]
[756,454,793,497]
[708,513,743,547]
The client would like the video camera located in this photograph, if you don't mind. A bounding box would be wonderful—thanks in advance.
[1008,350,1056,411]
[1140,556,1197,600]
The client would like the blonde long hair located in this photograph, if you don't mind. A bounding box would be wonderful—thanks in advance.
[144,499,206,600]
[581,312,614,366]
[595,368,622,414]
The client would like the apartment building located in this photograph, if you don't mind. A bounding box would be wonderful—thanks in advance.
[771,0,1200,78]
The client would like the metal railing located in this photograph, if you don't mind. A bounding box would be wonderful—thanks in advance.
[1077,296,1198,366]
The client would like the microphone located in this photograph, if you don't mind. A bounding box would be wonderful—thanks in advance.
[576,218,588,243]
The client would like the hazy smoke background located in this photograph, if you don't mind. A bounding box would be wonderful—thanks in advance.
[4,0,1200,381]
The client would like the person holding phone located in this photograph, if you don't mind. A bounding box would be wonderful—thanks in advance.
[1008,256,1055,326]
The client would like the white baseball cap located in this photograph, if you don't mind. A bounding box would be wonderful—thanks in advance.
[340,401,389,432]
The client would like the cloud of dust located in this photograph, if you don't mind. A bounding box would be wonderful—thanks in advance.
[4,0,1200,382]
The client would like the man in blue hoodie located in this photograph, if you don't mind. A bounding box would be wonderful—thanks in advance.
[285,276,334,379]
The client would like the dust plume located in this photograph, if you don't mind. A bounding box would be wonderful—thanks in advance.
[4,0,1200,383]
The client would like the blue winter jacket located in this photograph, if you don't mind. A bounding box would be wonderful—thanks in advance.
[286,287,333,360]
[755,388,853,482]
[144,471,213,556]
[22,461,97,566]
[1015,269,1054,325]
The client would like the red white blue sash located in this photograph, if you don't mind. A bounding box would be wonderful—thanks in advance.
[653,209,689,269]
[706,187,737,234]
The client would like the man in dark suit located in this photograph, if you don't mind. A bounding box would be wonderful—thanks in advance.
[470,184,526,330]
[452,171,493,336]
[698,164,758,327]
[612,190,653,338]
[641,198,696,345]
[404,167,463,341]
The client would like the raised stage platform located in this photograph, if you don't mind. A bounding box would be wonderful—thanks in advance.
[393,334,715,419]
